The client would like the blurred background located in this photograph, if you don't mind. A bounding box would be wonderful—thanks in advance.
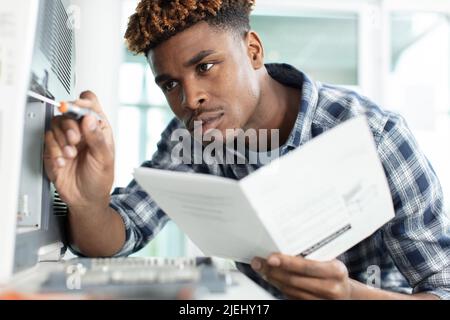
[71,0,450,257]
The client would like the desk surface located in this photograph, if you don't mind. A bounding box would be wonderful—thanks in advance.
[5,261,274,300]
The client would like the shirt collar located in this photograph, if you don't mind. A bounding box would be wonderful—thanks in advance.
[265,63,319,153]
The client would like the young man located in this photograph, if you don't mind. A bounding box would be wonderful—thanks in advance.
[44,0,449,299]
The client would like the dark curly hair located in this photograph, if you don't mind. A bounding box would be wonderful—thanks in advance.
[124,0,255,55]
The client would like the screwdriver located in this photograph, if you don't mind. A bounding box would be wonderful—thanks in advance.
[27,90,103,121]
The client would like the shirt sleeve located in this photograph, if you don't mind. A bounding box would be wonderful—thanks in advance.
[377,113,450,299]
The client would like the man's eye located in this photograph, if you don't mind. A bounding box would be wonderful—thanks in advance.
[198,63,214,73]
[163,81,178,92]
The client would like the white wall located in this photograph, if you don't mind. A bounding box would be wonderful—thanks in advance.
[72,0,123,132]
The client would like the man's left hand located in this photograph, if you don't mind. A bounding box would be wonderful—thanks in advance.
[251,253,353,300]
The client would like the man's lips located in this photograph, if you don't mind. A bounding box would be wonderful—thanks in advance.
[188,111,225,132]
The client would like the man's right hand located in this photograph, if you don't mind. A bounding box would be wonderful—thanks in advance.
[44,90,115,210]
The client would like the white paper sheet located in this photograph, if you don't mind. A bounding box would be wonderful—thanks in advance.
[134,116,395,263]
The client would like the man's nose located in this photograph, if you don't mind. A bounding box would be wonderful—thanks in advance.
[181,80,207,111]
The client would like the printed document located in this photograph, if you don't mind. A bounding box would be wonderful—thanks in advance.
[134,116,395,263]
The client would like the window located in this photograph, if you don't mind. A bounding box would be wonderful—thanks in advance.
[251,13,359,85]
[117,0,187,256]
[387,12,450,206]
[116,57,188,257]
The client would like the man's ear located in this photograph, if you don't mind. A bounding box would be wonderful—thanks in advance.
[245,31,264,70]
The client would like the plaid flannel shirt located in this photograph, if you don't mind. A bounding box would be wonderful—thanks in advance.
[98,63,450,299]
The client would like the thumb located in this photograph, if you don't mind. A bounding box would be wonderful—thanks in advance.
[79,90,98,103]
[80,114,110,161]
[77,90,105,117]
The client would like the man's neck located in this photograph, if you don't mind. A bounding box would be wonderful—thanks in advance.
[245,67,301,149]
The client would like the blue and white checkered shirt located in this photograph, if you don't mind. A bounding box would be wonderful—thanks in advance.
[105,63,450,299]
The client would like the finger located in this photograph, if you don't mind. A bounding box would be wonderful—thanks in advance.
[68,98,109,128]
[79,90,99,103]
[51,118,78,159]
[252,257,281,281]
[59,117,82,146]
[43,131,66,174]
[80,114,111,161]
[79,91,110,126]
[264,268,334,298]
[55,128,77,159]
[251,257,265,273]
[264,275,323,300]
[69,98,95,110]
[267,254,346,279]
[74,91,106,118]
[251,257,271,283]
[51,117,68,148]
[282,286,323,300]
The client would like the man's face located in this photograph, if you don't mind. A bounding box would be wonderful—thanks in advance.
[148,22,263,141]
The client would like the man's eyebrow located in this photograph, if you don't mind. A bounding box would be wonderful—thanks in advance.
[183,49,216,68]
[154,74,171,85]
